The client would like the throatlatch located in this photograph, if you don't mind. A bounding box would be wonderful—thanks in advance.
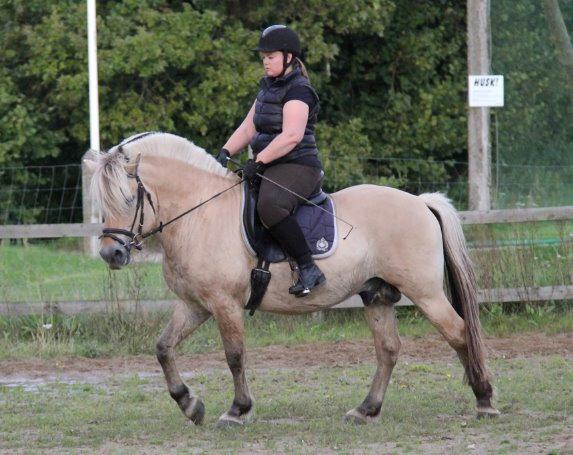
[245,258,272,315]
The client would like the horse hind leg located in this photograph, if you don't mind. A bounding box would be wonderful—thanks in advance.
[413,291,500,418]
[156,300,211,424]
[344,283,401,424]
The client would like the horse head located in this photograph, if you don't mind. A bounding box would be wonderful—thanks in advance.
[85,132,235,270]
[85,141,159,269]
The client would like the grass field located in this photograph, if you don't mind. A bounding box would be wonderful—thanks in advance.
[1,299,571,359]
[0,242,171,302]
[1,225,571,452]
[1,220,571,303]
[1,349,571,453]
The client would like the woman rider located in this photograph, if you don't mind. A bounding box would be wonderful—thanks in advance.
[216,25,325,297]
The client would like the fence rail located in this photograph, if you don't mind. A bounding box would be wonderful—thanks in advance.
[2,285,572,316]
[1,206,571,315]
[1,206,572,239]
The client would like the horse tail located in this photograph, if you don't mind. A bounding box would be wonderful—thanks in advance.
[419,192,489,385]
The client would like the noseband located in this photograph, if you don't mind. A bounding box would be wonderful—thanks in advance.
[100,159,243,252]
[100,172,156,252]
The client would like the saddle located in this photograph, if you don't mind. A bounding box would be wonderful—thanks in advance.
[240,181,338,314]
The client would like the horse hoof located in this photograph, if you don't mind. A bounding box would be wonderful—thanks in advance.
[343,410,368,425]
[188,399,205,425]
[477,407,501,419]
[217,414,244,428]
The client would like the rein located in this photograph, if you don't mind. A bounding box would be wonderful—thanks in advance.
[100,165,243,251]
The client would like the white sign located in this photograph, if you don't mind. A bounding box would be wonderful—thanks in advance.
[468,75,504,107]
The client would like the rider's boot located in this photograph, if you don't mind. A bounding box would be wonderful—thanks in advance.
[287,254,326,297]
[268,215,326,297]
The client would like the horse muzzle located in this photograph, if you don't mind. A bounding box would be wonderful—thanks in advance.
[100,243,131,269]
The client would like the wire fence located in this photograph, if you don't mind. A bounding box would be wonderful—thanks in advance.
[0,159,572,225]
[490,0,572,210]
[0,164,83,225]
[0,159,571,306]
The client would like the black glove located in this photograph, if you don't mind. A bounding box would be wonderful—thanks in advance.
[242,159,265,182]
[215,148,230,167]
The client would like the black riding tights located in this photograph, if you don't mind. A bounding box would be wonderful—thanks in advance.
[257,163,322,263]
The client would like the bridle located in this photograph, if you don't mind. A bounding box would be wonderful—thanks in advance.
[100,158,243,252]
[99,171,156,252]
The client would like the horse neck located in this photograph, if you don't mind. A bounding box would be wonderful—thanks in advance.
[139,156,240,254]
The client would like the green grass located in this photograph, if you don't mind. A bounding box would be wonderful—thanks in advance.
[1,220,571,302]
[1,356,570,453]
[1,306,571,360]
[465,220,573,244]
[0,242,172,302]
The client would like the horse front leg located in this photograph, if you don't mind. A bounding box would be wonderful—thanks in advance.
[213,301,254,427]
[344,299,401,424]
[156,300,211,424]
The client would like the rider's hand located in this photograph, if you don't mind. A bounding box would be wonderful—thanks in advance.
[215,148,230,167]
[242,159,265,182]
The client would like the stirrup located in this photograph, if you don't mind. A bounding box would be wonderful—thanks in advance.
[289,271,326,297]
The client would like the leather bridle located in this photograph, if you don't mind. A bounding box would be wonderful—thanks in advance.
[100,160,243,252]
[99,171,155,252]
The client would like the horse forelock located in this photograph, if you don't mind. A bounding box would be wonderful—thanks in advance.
[90,147,133,219]
[90,132,234,218]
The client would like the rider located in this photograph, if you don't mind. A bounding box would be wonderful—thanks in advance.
[216,25,325,297]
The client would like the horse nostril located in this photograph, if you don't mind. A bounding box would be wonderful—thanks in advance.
[113,247,124,258]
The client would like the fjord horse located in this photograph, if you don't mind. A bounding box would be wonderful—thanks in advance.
[87,132,499,426]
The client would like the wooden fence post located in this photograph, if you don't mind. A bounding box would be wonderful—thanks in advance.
[82,150,100,257]
[467,0,492,211]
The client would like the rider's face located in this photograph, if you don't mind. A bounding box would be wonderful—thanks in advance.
[260,51,291,77]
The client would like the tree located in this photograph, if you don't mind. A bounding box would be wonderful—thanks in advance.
[1,0,499,221]
[542,0,573,111]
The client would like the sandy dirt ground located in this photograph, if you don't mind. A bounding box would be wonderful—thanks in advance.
[1,331,572,454]
[1,332,571,384]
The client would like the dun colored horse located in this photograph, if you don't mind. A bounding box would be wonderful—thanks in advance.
[87,132,499,426]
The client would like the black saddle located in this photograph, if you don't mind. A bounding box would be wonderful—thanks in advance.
[240,181,337,264]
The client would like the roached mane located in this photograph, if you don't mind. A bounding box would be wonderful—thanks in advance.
[88,132,233,218]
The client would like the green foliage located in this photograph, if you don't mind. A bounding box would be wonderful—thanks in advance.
[0,1,464,163]
[317,118,373,191]
[490,1,573,207]
[1,0,571,220]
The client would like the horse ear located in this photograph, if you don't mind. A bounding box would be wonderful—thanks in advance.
[82,149,100,174]
[125,153,141,175]
[82,158,97,174]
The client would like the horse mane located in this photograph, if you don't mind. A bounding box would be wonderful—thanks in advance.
[89,132,233,218]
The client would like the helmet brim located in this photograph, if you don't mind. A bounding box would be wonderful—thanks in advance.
[254,46,283,52]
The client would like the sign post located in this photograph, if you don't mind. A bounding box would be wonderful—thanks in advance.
[467,0,492,211]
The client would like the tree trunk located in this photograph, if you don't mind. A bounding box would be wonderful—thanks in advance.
[542,0,573,110]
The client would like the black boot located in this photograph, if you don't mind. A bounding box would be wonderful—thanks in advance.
[288,256,326,297]
[268,216,326,297]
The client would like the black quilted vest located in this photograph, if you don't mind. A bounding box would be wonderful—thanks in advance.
[250,68,320,164]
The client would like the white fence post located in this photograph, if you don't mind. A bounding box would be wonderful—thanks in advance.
[82,151,99,256]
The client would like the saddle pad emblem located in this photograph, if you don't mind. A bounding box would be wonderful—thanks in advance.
[240,182,338,262]
[316,237,329,252]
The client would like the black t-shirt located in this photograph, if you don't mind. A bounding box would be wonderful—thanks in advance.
[283,85,317,111]
[279,85,322,168]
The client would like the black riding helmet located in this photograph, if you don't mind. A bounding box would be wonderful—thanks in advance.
[255,25,301,77]
[255,25,301,55]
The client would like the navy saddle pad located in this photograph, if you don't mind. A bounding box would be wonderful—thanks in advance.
[240,182,338,263]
